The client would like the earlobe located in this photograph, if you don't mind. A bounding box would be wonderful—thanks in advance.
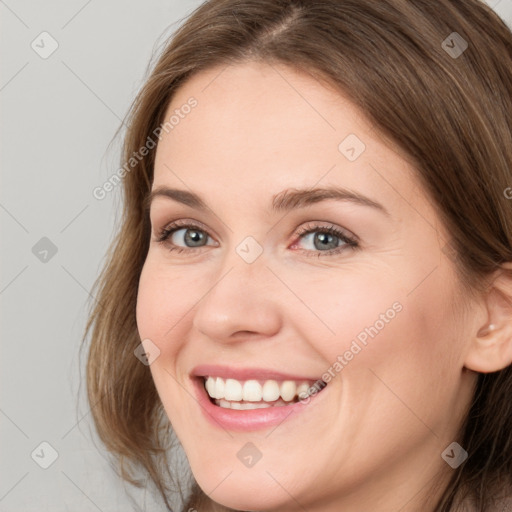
[463,265,512,374]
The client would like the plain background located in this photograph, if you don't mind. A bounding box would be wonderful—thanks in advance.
[1,1,511,511]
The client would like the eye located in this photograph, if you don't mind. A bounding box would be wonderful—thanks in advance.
[291,222,359,257]
[154,220,359,257]
[155,219,216,254]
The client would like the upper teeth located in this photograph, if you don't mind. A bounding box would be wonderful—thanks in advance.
[204,376,320,402]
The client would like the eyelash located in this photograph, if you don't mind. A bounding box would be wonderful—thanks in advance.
[155,219,359,258]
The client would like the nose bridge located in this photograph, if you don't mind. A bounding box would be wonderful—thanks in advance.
[217,224,272,282]
[192,238,283,340]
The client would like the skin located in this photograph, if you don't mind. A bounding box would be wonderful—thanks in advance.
[135,60,511,511]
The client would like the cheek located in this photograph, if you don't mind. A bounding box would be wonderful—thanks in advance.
[135,260,190,414]
[310,261,458,405]
[135,259,187,358]
[348,269,463,430]
[296,268,406,363]
[135,262,160,341]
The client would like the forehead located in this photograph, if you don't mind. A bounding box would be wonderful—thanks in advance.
[152,61,427,221]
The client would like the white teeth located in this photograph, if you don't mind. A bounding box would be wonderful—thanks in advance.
[205,376,216,397]
[243,380,262,401]
[213,377,224,399]
[262,380,280,401]
[280,380,297,402]
[203,376,325,404]
[217,399,275,410]
[224,378,243,401]
[296,382,310,399]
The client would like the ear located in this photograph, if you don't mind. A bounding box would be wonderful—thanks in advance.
[464,262,512,373]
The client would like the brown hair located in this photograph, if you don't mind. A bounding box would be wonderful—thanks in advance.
[83,0,512,510]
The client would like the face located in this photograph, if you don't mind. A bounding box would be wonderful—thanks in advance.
[136,61,478,511]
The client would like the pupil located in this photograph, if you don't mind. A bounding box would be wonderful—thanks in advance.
[316,232,335,249]
[186,230,204,246]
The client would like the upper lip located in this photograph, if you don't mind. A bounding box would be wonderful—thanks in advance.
[191,364,324,383]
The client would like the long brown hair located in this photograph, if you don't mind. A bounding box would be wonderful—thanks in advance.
[83,1,512,510]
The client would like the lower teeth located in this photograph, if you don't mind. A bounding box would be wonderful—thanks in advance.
[214,398,292,409]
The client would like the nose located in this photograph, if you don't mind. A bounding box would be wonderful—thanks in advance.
[192,254,283,343]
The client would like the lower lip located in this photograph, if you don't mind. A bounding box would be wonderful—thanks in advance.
[191,377,328,432]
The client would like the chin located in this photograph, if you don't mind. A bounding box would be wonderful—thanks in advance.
[193,473,288,512]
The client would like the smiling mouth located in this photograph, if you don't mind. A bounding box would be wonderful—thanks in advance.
[202,375,327,409]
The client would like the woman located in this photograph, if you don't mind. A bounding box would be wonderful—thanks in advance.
[84,0,512,510]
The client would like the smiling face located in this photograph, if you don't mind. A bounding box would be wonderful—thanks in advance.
[135,60,479,511]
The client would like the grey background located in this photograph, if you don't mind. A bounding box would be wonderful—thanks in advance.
[1,1,511,511]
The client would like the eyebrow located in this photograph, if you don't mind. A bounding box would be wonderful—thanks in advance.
[145,185,390,216]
